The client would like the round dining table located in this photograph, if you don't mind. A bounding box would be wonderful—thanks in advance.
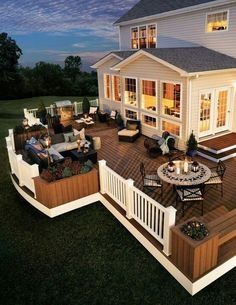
[157,161,211,186]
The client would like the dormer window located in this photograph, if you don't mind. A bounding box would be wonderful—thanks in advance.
[131,24,156,49]
[206,11,228,32]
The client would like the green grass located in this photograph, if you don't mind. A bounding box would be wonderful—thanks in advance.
[0,98,235,305]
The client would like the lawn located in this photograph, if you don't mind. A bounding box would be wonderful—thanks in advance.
[0,97,235,305]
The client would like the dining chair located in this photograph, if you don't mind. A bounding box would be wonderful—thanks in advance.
[204,160,226,197]
[175,184,204,216]
[140,162,163,197]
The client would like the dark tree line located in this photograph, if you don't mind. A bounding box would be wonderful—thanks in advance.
[0,33,98,99]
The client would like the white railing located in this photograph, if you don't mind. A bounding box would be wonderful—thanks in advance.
[6,131,39,196]
[99,160,176,256]
[25,99,99,118]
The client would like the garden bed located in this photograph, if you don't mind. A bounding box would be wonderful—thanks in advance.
[33,168,99,208]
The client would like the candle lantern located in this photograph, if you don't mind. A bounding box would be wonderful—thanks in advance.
[192,161,199,172]
[167,161,175,172]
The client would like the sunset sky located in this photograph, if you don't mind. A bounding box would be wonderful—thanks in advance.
[0,0,137,70]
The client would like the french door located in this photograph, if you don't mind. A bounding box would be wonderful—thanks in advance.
[199,87,231,137]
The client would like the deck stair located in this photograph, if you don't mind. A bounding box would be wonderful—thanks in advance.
[198,133,236,162]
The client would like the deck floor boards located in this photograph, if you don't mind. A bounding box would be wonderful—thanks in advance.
[83,122,236,225]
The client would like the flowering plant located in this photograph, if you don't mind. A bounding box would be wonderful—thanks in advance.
[181,220,209,240]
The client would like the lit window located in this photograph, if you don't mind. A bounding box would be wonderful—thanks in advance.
[104,74,111,99]
[124,78,137,106]
[112,76,121,102]
[125,109,138,120]
[141,80,157,112]
[162,82,181,118]
[148,24,156,48]
[142,114,157,128]
[206,11,228,32]
[162,120,180,136]
[131,24,156,49]
[131,27,138,49]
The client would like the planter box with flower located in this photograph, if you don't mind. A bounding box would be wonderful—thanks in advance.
[171,217,219,280]
[33,158,99,208]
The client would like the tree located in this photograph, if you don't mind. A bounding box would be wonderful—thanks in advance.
[64,55,81,81]
[0,32,22,98]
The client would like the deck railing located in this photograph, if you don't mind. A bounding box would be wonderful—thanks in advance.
[6,130,39,196]
[24,99,99,118]
[99,160,176,256]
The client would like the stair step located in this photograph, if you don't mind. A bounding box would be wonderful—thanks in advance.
[198,147,236,159]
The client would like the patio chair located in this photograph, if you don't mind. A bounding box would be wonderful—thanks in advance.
[175,184,204,216]
[204,160,226,196]
[140,162,163,197]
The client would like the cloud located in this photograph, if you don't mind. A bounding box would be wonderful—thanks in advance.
[72,43,86,48]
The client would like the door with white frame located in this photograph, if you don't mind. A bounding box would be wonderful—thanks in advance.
[199,87,232,137]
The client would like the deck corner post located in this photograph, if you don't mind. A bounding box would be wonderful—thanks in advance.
[74,101,78,116]
[126,178,134,219]
[98,160,107,194]
[163,206,177,256]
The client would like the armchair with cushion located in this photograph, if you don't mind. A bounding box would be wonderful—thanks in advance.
[118,120,141,142]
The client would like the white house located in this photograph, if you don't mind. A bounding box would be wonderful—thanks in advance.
[92,0,236,151]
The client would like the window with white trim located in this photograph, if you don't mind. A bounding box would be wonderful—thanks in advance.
[141,80,157,112]
[104,74,111,99]
[131,24,156,49]
[162,82,181,118]
[125,109,138,120]
[142,114,157,128]
[124,78,137,106]
[112,75,121,102]
[206,11,228,32]
[162,120,180,136]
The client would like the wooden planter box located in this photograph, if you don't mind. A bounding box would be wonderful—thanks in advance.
[33,168,99,208]
[171,217,219,281]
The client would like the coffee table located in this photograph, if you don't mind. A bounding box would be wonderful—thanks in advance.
[70,148,97,164]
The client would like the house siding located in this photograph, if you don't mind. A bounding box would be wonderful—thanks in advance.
[119,3,236,59]
[190,72,236,139]
[97,57,122,113]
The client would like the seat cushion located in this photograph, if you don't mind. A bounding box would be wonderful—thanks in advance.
[118,129,139,137]
[177,188,203,201]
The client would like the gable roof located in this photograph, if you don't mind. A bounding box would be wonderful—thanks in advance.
[111,47,236,75]
[114,0,222,24]
[91,50,136,68]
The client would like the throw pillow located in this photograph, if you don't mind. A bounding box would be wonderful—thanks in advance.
[69,135,77,142]
[110,110,116,119]
[51,133,65,145]
[27,137,37,144]
[63,132,74,142]
[38,138,47,148]
[127,123,137,131]
[73,128,80,136]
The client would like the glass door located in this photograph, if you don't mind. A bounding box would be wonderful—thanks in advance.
[199,91,213,137]
[215,88,230,132]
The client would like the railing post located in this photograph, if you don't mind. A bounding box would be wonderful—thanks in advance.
[96,98,99,107]
[8,129,15,152]
[23,108,28,118]
[74,102,78,116]
[126,178,134,219]
[16,155,23,186]
[98,160,107,194]
[163,206,176,256]
[50,104,54,116]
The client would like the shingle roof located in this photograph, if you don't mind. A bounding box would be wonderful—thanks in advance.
[115,0,218,24]
[144,47,236,73]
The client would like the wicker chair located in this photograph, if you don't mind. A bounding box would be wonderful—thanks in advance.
[204,160,226,196]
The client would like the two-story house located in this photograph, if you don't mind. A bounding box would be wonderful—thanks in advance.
[92,0,236,151]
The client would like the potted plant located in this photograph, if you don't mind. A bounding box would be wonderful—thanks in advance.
[186,131,198,157]
[116,113,124,130]
[82,96,90,114]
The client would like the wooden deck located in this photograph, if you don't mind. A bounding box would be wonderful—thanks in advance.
[83,122,236,225]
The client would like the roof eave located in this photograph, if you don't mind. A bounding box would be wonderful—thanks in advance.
[189,67,236,76]
[114,0,232,26]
